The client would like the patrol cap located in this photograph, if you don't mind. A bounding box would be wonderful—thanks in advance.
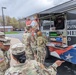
[0,38,7,42]
[26,26,32,30]
[11,43,25,55]
[3,39,11,46]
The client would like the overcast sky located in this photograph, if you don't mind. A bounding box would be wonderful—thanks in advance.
[0,0,69,18]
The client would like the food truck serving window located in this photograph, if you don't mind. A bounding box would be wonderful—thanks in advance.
[54,16,65,30]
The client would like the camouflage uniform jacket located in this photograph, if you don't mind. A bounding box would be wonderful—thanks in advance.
[22,32,31,47]
[36,36,48,63]
[0,49,9,75]
[24,60,58,75]
[36,36,48,47]
[5,60,28,75]
[22,32,34,60]
[5,60,58,75]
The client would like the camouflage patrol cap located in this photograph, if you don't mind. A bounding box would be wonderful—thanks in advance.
[26,26,32,30]
[3,39,11,45]
[3,37,11,45]
[11,43,25,55]
[0,38,7,42]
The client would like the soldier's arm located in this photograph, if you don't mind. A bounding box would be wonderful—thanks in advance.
[46,63,58,75]
[46,60,64,75]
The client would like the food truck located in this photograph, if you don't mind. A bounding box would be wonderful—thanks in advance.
[38,0,76,64]
[25,0,76,64]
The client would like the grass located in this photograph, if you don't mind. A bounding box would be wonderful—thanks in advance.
[5,31,19,34]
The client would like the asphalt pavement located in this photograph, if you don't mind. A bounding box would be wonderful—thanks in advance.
[6,31,76,75]
[6,31,24,41]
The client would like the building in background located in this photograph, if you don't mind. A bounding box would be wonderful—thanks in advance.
[0,26,13,32]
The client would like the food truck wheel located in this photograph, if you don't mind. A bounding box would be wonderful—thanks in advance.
[45,46,50,59]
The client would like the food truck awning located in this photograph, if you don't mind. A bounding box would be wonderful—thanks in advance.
[38,0,76,20]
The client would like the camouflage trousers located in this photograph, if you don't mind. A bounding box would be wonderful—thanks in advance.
[36,47,46,64]
[25,46,34,60]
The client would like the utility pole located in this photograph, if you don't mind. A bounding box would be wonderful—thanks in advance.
[2,7,6,34]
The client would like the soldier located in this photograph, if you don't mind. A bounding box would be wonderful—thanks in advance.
[36,31,48,64]
[22,26,34,60]
[3,38,11,66]
[5,43,27,75]
[5,43,64,75]
[0,32,11,75]
[30,29,40,59]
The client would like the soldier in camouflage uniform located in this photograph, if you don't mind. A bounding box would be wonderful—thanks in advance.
[5,43,64,75]
[21,60,64,75]
[3,38,11,67]
[0,32,11,75]
[36,31,48,64]
[22,26,34,60]
[5,43,27,75]
[30,29,40,59]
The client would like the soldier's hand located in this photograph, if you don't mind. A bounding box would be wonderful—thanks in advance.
[55,60,65,66]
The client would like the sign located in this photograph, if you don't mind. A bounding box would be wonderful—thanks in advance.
[67,30,76,36]
[67,20,76,30]
[67,20,76,46]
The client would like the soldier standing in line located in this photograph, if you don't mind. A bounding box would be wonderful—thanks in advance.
[0,32,11,75]
[5,43,64,75]
[22,26,34,60]
[2,38,11,67]
[30,29,39,59]
[36,31,48,64]
[5,43,27,75]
